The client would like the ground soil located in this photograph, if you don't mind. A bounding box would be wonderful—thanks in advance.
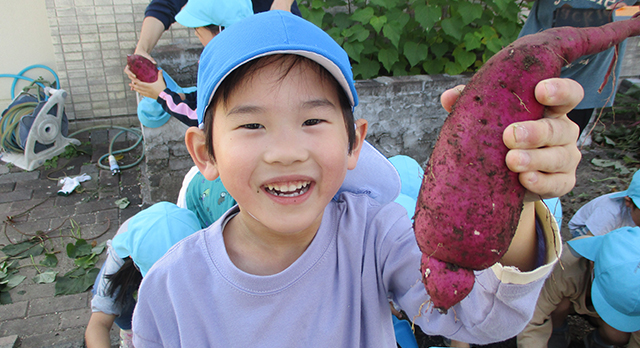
[411,90,640,348]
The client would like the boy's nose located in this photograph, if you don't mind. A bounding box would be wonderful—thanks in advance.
[263,129,309,165]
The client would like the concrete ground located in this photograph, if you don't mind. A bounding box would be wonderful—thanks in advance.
[0,129,146,348]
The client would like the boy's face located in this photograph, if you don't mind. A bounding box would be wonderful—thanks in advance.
[207,59,365,236]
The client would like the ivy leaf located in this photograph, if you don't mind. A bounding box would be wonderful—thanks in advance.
[67,239,92,259]
[3,274,26,289]
[310,0,325,9]
[92,242,106,255]
[332,12,353,29]
[369,15,387,33]
[445,60,465,76]
[304,7,326,28]
[55,267,99,296]
[350,7,374,24]
[382,23,401,48]
[430,42,449,59]
[343,41,365,62]
[344,24,370,42]
[414,3,441,31]
[41,253,58,268]
[453,46,477,71]
[378,47,399,73]
[352,58,380,80]
[441,16,465,41]
[485,37,504,54]
[2,240,44,259]
[464,32,482,51]
[492,0,510,12]
[33,271,58,284]
[457,2,483,25]
[75,254,99,269]
[403,41,429,67]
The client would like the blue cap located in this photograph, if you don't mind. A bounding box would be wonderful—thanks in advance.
[609,170,640,208]
[196,10,358,125]
[175,0,253,28]
[568,226,640,332]
[112,202,201,277]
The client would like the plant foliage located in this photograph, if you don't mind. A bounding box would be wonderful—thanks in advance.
[298,0,530,79]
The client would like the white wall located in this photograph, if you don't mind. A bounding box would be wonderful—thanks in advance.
[0,0,57,111]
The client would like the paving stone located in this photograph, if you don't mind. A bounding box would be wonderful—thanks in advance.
[7,281,56,303]
[31,203,77,220]
[0,182,15,193]
[0,313,59,337]
[0,190,33,204]
[16,327,85,348]
[0,302,28,321]
[0,172,39,185]
[74,198,117,215]
[59,308,91,330]
[28,293,89,317]
[0,335,18,348]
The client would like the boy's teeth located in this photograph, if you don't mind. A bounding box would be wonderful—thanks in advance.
[265,181,310,196]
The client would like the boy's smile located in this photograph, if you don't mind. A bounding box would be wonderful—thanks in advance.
[198,56,366,273]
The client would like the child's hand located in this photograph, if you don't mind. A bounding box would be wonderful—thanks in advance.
[129,70,166,100]
[441,78,583,202]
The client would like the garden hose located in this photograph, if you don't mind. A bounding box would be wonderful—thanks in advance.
[2,66,145,172]
[68,125,145,173]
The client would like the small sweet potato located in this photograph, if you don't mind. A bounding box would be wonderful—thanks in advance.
[127,54,158,83]
[414,13,640,312]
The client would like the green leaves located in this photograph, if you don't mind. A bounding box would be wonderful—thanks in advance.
[1,261,24,304]
[298,0,529,78]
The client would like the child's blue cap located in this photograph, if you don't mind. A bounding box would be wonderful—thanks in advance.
[568,226,640,332]
[196,10,358,125]
[609,170,640,208]
[112,202,201,277]
[175,0,253,28]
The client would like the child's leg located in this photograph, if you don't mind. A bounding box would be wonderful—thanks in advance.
[119,329,134,348]
[593,318,631,347]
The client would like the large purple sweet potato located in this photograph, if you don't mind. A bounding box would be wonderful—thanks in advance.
[414,13,640,312]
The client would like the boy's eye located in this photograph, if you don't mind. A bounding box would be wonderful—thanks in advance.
[240,123,263,129]
[303,119,324,126]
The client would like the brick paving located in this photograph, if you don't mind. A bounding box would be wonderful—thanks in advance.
[0,130,146,348]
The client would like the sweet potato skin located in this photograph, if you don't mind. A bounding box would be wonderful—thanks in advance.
[127,54,158,83]
[414,14,640,311]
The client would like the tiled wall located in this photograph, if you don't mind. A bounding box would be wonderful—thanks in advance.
[44,0,202,129]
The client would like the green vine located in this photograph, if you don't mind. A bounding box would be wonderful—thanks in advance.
[299,0,530,79]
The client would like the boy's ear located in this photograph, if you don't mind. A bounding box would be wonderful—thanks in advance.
[625,196,633,208]
[347,119,368,170]
[184,126,219,180]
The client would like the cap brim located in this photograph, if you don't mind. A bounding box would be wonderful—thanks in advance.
[336,141,400,205]
[608,190,628,199]
[591,277,640,332]
[175,11,211,28]
[567,235,605,261]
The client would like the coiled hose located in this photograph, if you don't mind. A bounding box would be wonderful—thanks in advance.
[2,65,144,172]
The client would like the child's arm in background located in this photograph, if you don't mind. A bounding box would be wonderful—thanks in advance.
[85,311,116,348]
[129,69,166,100]
[441,78,582,271]
[131,69,198,127]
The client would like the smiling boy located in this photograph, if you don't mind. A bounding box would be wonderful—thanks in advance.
[132,11,583,347]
